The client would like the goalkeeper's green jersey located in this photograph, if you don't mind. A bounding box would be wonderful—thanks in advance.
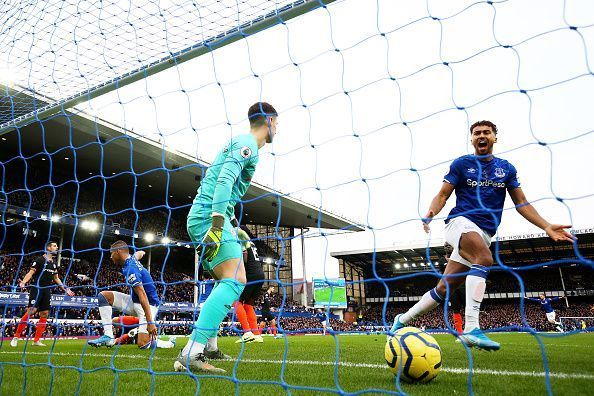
[188,133,259,220]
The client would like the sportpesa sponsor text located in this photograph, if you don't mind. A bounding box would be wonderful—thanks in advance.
[466,178,506,188]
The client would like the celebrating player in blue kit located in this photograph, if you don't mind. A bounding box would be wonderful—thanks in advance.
[526,293,565,332]
[174,102,278,374]
[390,120,574,351]
[88,240,174,349]
[315,309,332,336]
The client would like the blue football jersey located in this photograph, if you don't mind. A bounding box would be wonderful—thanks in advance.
[315,312,328,322]
[122,256,160,306]
[528,297,559,313]
[198,280,215,304]
[444,155,520,235]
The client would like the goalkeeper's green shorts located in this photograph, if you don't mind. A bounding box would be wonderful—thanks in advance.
[187,214,242,272]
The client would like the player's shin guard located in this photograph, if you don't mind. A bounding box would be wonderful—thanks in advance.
[98,293,114,338]
[34,317,47,342]
[244,304,259,334]
[400,287,444,324]
[464,264,489,332]
[188,278,244,351]
[15,312,29,338]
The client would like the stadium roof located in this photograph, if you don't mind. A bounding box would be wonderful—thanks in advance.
[331,229,594,278]
[0,84,362,231]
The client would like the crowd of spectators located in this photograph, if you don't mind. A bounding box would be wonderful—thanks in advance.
[360,300,594,332]
[2,318,102,339]
[1,248,196,303]
[3,243,594,339]
[364,266,593,298]
[2,298,593,339]
[2,165,593,339]
[278,316,322,333]
[0,251,19,290]
[255,291,310,313]
[3,234,594,338]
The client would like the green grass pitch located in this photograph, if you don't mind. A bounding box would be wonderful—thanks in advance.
[314,286,346,306]
[1,332,593,395]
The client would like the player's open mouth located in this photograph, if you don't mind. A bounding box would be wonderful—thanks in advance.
[477,140,488,149]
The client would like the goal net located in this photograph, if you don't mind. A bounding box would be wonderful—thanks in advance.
[1,0,593,394]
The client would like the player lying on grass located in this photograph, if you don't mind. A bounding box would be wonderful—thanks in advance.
[391,120,574,351]
[525,294,565,332]
[88,241,174,349]
[175,102,278,374]
[11,241,75,347]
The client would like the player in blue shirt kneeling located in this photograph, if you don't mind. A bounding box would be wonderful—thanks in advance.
[89,240,174,349]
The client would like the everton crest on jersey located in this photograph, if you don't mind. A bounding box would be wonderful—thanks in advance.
[444,155,520,235]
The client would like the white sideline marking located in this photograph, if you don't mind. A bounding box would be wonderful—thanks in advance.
[2,351,593,380]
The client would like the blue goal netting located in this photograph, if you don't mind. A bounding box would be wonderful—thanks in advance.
[1,0,594,395]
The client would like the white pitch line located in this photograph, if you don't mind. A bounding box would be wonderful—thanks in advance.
[2,351,593,380]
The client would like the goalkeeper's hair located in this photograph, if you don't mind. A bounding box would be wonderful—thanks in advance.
[110,240,129,252]
[248,102,278,128]
[46,240,57,248]
[470,120,498,135]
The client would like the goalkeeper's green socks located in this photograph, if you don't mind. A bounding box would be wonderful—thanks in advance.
[183,278,244,357]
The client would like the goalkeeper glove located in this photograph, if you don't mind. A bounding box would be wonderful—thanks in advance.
[230,215,251,250]
[198,214,225,262]
[237,227,251,250]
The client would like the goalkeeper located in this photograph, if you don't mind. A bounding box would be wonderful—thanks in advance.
[175,102,278,374]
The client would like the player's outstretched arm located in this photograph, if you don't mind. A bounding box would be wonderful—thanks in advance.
[53,274,75,296]
[133,285,158,338]
[422,182,455,233]
[508,187,575,243]
[18,268,36,288]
